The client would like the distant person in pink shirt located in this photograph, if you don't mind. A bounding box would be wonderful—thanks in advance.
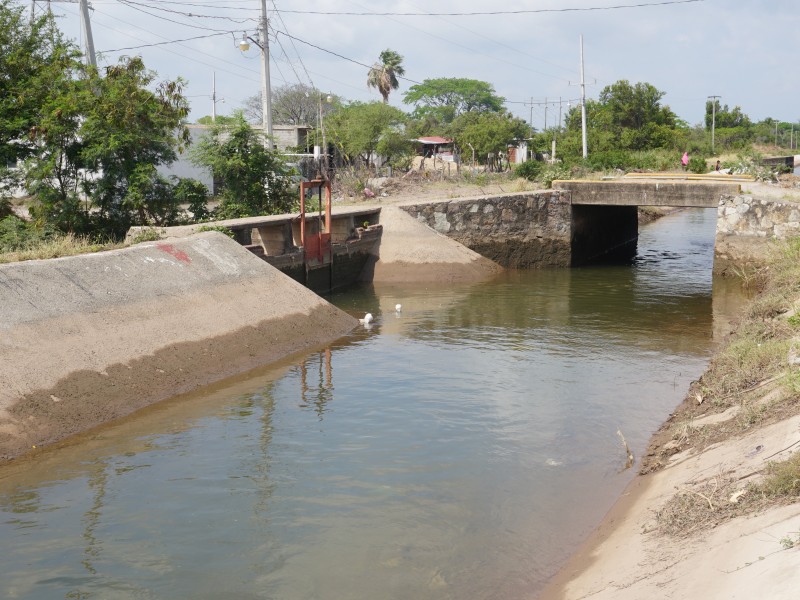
[681,151,689,170]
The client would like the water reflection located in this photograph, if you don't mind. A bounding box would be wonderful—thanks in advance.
[298,350,334,418]
[0,208,747,600]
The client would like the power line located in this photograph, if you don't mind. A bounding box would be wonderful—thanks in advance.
[115,0,230,32]
[274,30,422,86]
[277,0,705,17]
[102,30,231,52]
[113,0,256,23]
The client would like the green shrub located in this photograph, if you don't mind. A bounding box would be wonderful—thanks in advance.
[540,164,571,189]
[196,225,235,239]
[514,160,542,181]
[688,156,707,173]
[0,216,57,252]
[174,178,210,222]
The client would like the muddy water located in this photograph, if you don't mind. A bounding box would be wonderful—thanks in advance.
[0,208,746,599]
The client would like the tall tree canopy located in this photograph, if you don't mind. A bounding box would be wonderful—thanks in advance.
[564,80,679,152]
[450,112,528,161]
[326,102,409,166]
[705,100,752,129]
[243,84,341,126]
[25,56,191,236]
[367,49,405,103]
[403,78,505,123]
[0,0,78,168]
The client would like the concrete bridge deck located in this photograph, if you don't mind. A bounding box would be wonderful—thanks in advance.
[553,179,742,208]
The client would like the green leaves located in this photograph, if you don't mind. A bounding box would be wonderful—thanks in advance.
[326,102,409,166]
[403,78,505,122]
[367,49,405,103]
[190,113,295,218]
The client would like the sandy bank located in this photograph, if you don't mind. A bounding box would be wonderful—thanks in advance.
[538,416,800,598]
[538,216,800,598]
[0,232,357,462]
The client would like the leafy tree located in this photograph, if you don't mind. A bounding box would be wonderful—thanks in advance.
[325,102,409,167]
[367,49,405,103]
[25,56,190,237]
[598,80,676,131]
[0,1,79,168]
[705,101,752,129]
[403,78,505,123]
[450,112,528,162]
[560,80,679,159]
[190,113,296,218]
[243,84,341,126]
[1,0,79,209]
[174,178,210,221]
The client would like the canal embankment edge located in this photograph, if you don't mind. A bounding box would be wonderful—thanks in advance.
[0,232,358,463]
[537,222,800,599]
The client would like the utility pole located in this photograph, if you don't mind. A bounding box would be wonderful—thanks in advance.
[529,96,534,137]
[579,35,588,159]
[544,97,548,132]
[707,95,720,154]
[78,0,96,67]
[212,72,216,122]
[259,0,273,147]
[558,97,563,131]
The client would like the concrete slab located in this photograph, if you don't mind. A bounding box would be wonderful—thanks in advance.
[0,232,357,462]
[370,206,502,283]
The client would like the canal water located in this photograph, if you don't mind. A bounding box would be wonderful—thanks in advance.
[0,208,745,600]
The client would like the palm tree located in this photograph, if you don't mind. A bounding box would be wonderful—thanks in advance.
[367,49,405,103]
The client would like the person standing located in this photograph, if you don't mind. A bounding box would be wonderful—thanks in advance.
[681,151,689,170]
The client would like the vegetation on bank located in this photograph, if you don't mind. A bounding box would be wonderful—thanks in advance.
[652,237,800,537]
[2,2,796,258]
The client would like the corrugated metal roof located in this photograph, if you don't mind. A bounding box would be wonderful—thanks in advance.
[415,136,452,144]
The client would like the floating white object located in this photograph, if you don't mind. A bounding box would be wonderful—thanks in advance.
[359,313,373,325]
[395,304,402,312]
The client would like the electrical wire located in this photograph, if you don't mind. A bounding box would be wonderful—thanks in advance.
[102,31,231,52]
[277,1,706,16]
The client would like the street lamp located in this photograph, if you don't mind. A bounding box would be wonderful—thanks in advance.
[238,0,273,148]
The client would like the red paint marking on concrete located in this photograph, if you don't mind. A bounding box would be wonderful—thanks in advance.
[156,243,191,264]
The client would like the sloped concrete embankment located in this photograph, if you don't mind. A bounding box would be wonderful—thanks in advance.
[369,205,503,283]
[0,232,357,462]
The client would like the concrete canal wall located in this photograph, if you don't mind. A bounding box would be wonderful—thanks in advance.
[399,191,573,268]
[0,232,358,462]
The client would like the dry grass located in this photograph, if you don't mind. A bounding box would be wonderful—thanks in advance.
[657,452,800,537]
[758,451,800,499]
[655,236,800,537]
[0,234,123,264]
[656,473,748,537]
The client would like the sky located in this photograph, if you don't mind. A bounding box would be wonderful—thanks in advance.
[39,0,799,131]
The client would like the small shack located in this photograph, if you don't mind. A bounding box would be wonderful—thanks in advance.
[414,136,455,161]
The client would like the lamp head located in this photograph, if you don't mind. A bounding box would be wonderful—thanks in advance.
[239,35,250,52]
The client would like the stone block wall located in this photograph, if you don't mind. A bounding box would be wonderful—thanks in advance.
[717,194,800,239]
[715,194,800,273]
[400,191,572,268]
